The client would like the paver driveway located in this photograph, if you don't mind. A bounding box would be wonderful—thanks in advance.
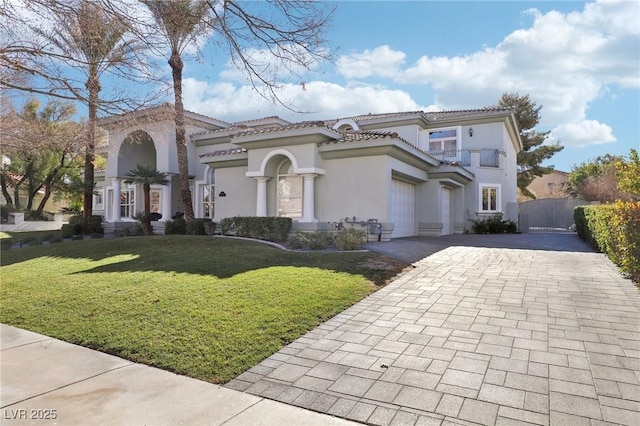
[226,238,640,425]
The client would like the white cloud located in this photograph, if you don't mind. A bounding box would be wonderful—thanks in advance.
[548,119,616,147]
[336,45,406,79]
[183,78,427,122]
[334,0,639,130]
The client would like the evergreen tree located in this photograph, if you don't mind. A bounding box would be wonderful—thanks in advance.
[498,93,564,198]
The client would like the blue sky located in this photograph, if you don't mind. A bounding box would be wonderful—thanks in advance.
[6,0,639,173]
[180,0,640,173]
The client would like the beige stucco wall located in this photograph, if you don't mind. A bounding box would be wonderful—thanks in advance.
[213,167,256,220]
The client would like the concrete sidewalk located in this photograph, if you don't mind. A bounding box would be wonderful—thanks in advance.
[0,324,357,425]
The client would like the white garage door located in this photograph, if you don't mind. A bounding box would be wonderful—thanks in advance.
[391,179,416,238]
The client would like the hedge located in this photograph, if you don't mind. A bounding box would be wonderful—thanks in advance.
[574,201,640,283]
[220,216,292,242]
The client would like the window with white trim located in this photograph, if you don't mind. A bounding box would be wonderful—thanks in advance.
[120,188,135,218]
[277,160,302,218]
[202,184,214,218]
[421,126,461,159]
[479,184,501,212]
[93,189,104,210]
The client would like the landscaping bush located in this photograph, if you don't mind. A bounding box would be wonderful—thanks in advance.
[68,214,103,234]
[40,233,55,242]
[287,232,308,249]
[24,211,49,221]
[186,218,213,235]
[50,237,64,244]
[61,223,80,238]
[165,218,187,235]
[575,202,640,283]
[471,213,518,234]
[307,231,331,250]
[0,205,11,222]
[334,227,366,250]
[28,240,43,246]
[1,239,13,250]
[221,217,292,242]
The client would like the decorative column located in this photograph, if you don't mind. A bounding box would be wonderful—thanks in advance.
[301,174,318,222]
[112,178,121,222]
[255,177,270,217]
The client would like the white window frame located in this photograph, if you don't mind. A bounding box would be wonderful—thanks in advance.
[120,187,135,219]
[201,183,215,219]
[478,183,501,213]
[277,160,303,219]
[93,189,104,210]
[421,126,461,159]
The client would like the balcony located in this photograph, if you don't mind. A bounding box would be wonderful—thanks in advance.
[428,148,501,168]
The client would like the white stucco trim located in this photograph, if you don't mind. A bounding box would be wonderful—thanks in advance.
[332,118,360,131]
[478,182,502,213]
[245,148,325,177]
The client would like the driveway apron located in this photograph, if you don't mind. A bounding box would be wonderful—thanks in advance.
[226,235,640,425]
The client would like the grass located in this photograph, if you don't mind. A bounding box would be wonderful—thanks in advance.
[1,230,62,242]
[0,235,407,383]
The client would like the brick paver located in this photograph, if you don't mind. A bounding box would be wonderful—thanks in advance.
[226,244,640,425]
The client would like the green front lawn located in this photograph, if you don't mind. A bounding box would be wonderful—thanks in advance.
[0,236,406,383]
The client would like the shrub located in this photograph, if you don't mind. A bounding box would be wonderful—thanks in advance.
[186,218,213,235]
[333,227,366,250]
[204,221,216,236]
[1,239,13,250]
[28,240,43,246]
[165,218,187,235]
[24,211,49,221]
[575,202,640,283]
[307,231,331,250]
[220,217,235,235]
[20,236,38,245]
[50,237,64,244]
[61,223,79,238]
[68,214,103,234]
[287,233,308,250]
[71,234,84,241]
[471,213,518,234]
[220,217,292,242]
[40,233,55,242]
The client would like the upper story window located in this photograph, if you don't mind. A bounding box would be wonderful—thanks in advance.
[420,126,461,159]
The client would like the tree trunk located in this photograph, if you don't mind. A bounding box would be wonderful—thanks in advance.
[0,174,13,206]
[169,50,194,222]
[143,182,151,235]
[84,68,100,231]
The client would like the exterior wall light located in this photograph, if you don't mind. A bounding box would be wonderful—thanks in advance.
[219,191,226,197]
[468,127,474,137]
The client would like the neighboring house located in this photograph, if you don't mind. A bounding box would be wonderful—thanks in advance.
[96,104,522,240]
[518,170,570,202]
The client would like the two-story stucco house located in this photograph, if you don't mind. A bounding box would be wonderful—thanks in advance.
[95,104,522,240]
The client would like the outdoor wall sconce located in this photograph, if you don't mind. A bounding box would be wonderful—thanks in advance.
[218,191,226,197]
[468,127,474,137]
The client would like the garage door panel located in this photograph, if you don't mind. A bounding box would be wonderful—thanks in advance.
[392,179,415,238]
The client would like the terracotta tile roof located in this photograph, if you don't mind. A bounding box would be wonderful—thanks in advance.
[324,107,514,126]
[97,103,232,127]
[232,121,329,137]
[199,147,247,158]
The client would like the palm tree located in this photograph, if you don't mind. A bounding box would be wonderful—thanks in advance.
[42,1,134,230]
[124,164,168,236]
[142,0,210,222]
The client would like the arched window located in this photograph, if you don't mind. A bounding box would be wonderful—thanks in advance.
[277,160,302,218]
